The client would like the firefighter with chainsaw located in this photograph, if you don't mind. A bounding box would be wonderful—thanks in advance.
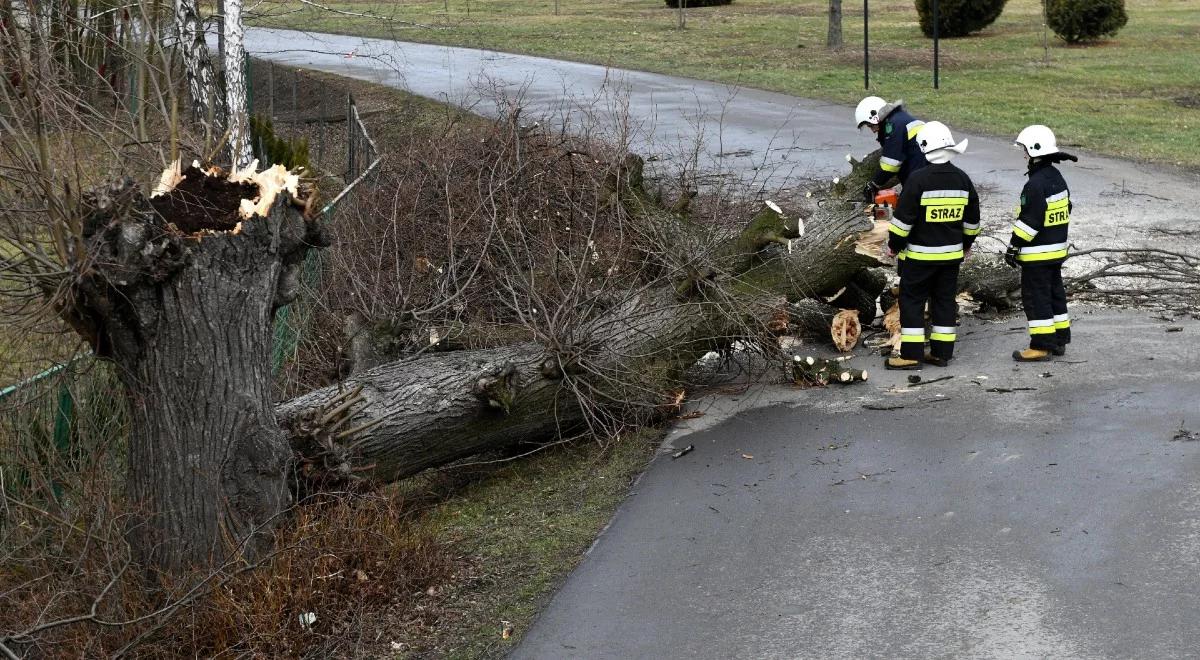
[1006,124,1077,361]
[885,121,981,370]
[855,96,930,203]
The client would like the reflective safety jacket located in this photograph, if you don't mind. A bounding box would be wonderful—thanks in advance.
[888,161,981,262]
[1011,160,1071,265]
[872,105,929,188]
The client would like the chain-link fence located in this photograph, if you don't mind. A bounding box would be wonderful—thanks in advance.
[246,59,382,372]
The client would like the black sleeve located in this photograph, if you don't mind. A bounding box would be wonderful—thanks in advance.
[963,179,981,251]
[1011,180,1045,248]
[888,174,922,254]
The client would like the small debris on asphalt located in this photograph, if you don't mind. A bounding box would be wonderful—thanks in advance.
[863,402,905,410]
[910,375,955,387]
[908,374,922,384]
[986,386,1037,393]
[672,444,694,459]
[1039,372,1054,378]
[501,621,514,640]
[1172,423,1199,442]
[708,505,720,513]
[741,453,754,460]
[1166,326,1184,333]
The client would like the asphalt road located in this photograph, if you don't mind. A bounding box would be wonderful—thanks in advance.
[241,28,1195,255]
[235,31,1200,658]
[514,309,1200,659]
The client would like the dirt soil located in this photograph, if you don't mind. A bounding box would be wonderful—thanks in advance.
[149,166,257,234]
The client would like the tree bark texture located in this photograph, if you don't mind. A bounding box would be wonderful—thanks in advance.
[827,0,843,49]
[222,0,251,168]
[62,171,325,574]
[278,173,888,485]
[274,148,1017,486]
[173,0,222,131]
[959,254,1021,310]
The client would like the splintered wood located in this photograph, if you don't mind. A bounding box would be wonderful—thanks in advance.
[150,159,306,236]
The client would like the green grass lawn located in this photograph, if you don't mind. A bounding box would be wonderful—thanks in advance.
[253,0,1200,168]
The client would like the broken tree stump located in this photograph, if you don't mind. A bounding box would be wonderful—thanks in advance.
[61,162,326,574]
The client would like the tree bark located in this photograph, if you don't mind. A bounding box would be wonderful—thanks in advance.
[222,0,252,167]
[173,0,222,132]
[61,167,325,574]
[959,253,1021,310]
[273,148,1017,487]
[827,0,843,49]
[278,186,886,485]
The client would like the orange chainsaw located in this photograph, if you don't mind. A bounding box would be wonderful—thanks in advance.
[868,186,900,221]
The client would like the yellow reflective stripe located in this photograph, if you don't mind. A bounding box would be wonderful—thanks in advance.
[889,224,911,237]
[904,249,964,261]
[1013,220,1038,240]
[929,332,956,342]
[906,121,924,139]
[1029,326,1057,335]
[1054,319,1071,329]
[919,197,969,206]
[1046,199,1070,211]
[901,335,926,342]
[963,226,981,236]
[880,161,901,173]
[1017,249,1068,262]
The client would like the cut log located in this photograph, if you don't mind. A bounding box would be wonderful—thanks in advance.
[959,253,1021,310]
[791,355,867,386]
[831,309,861,352]
[828,267,889,325]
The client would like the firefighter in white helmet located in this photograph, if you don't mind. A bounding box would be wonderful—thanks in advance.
[855,96,930,203]
[1007,124,1078,361]
[885,121,981,370]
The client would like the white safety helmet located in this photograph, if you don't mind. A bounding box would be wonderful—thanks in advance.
[1014,125,1059,157]
[855,96,887,129]
[916,121,968,164]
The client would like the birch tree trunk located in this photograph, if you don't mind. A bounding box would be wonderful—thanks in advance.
[222,0,252,168]
[173,0,221,131]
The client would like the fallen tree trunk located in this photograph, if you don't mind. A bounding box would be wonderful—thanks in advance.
[279,150,1041,486]
[278,158,891,484]
[959,253,1021,310]
[279,285,749,485]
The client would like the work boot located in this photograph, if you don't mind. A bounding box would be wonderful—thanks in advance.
[1012,348,1052,362]
[924,353,950,368]
[885,357,922,370]
[1052,345,1067,357]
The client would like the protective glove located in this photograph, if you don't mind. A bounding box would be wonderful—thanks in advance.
[1004,244,1020,268]
[863,181,880,204]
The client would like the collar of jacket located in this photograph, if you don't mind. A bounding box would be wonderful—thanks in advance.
[1026,158,1054,176]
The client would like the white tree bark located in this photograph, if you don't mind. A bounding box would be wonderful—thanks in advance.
[173,0,221,130]
[222,0,252,168]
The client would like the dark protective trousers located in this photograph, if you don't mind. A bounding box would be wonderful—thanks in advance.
[1020,263,1070,350]
[898,261,960,361]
